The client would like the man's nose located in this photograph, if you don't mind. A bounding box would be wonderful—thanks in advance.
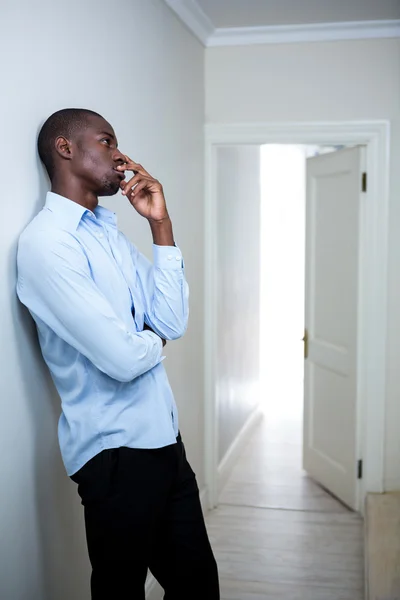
[113,149,126,164]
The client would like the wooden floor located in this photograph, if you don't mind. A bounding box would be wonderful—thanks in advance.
[206,412,365,600]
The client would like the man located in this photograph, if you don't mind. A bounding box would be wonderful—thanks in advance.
[17,108,219,599]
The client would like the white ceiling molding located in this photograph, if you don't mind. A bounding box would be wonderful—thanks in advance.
[207,19,400,47]
[162,1,400,47]
[163,0,214,45]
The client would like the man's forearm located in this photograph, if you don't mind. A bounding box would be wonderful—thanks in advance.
[143,322,166,347]
[149,216,174,247]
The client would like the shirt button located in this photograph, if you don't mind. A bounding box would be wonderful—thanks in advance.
[167,255,172,260]
[176,256,181,261]
[98,232,104,239]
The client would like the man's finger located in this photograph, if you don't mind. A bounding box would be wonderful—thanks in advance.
[129,180,149,198]
[122,174,154,196]
[119,155,151,177]
[121,173,143,195]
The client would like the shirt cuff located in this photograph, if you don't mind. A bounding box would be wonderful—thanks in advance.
[153,244,184,269]
[142,329,163,360]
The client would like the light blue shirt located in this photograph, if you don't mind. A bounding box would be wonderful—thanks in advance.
[17,192,189,476]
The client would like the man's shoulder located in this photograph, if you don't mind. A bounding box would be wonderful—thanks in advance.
[18,211,83,272]
[19,209,76,248]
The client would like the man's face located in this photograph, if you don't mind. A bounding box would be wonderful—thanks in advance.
[71,115,126,196]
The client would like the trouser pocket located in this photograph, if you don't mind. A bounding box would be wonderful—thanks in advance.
[71,448,121,507]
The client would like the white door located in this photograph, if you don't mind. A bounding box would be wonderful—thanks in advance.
[303,146,365,510]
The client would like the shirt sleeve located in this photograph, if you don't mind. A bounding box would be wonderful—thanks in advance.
[16,231,163,383]
[131,243,189,341]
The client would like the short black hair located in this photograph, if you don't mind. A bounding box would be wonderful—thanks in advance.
[37,108,103,180]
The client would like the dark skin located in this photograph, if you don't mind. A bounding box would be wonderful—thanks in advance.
[51,114,169,346]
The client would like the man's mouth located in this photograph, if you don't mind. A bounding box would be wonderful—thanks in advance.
[114,169,126,179]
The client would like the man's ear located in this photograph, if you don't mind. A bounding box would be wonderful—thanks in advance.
[55,136,73,160]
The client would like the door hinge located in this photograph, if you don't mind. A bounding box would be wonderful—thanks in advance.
[302,328,309,360]
[361,172,367,193]
[357,459,363,479]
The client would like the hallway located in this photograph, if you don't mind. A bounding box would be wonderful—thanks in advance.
[206,414,364,599]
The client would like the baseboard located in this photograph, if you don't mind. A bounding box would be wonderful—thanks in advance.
[145,485,210,598]
[218,408,263,496]
[365,492,400,599]
[145,574,162,600]
[383,477,400,492]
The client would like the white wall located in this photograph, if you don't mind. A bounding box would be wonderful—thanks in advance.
[206,38,400,491]
[0,1,204,599]
[216,146,261,462]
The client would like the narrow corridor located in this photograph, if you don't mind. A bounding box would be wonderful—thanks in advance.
[206,414,364,599]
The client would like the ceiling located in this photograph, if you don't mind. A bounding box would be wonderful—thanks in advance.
[196,0,400,29]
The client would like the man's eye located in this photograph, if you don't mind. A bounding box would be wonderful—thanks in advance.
[101,138,111,145]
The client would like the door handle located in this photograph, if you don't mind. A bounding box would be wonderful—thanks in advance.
[303,328,309,360]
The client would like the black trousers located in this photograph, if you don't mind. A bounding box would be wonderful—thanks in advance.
[70,434,220,599]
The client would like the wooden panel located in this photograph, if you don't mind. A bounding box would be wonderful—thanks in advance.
[365,492,400,599]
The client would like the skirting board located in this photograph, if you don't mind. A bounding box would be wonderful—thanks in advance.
[146,574,163,599]
[145,486,209,599]
[218,408,264,496]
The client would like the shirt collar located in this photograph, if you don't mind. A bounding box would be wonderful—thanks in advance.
[94,204,118,228]
[44,192,118,232]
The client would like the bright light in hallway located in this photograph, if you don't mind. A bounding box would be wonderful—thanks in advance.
[260,145,306,422]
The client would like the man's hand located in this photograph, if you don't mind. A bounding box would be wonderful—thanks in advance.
[117,156,174,246]
[117,156,169,223]
[143,322,166,347]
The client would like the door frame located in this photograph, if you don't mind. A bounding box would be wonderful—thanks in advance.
[204,120,390,514]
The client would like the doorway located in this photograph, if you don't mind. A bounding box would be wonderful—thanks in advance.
[204,121,389,514]
[258,143,353,512]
